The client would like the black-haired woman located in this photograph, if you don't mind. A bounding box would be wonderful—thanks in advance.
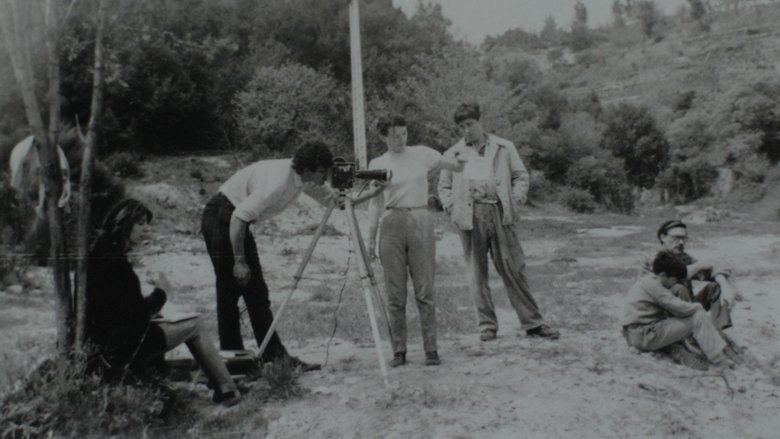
[85,199,240,406]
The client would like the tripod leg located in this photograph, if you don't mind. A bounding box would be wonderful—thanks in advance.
[256,203,337,361]
[344,198,391,388]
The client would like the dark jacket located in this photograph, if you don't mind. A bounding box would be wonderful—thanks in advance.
[84,239,166,370]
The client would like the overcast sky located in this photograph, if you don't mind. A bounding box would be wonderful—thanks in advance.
[392,0,688,44]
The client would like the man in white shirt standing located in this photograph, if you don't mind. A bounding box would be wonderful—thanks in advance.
[438,103,559,342]
[200,141,336,371]
[366,116,464,367]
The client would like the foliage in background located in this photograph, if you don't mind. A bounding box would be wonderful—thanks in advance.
[601,103,670,189]
[1,0,779,216]
[656,115,718,202]
[381,46,518,154]
[234,63,351,159]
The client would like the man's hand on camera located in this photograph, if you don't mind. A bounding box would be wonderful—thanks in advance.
[371,180,387,193]
[234,261,251,286]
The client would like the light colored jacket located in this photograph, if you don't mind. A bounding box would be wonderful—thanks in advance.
[438,134,529,230]
[621,275,701,328]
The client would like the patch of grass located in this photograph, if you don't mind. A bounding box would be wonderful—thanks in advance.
[0,355,198,438]
[337,355,359,372]
[276,279,376,346]
[262,357,305,400]
[435,282,477,336]
[308,284,334,302]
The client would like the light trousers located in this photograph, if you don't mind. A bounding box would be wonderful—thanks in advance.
[379,208,437,354]
[625,309,727,361]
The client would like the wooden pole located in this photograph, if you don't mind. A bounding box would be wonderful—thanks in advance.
[349,0,367,169]
[75,0,107,349]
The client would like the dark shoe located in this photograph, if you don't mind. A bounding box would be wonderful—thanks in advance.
[479,330,497,342]
[390,352,406,368]
[424,351,441,366]
[526,324,560,340]
[288,356,321,372]
[666,344,709,371]
[212,390,241,407]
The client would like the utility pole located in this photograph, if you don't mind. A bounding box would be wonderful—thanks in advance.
[349,0,367,169]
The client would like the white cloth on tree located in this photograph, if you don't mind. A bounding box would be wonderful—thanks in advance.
[8,135,71,210]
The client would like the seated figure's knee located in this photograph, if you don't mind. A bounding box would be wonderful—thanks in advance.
[691,308,707,324]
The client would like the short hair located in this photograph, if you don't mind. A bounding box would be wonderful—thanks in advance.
[652,251,687,279]
[454,102,481,125]
[376,116,407,136]
[292,141,334,174]
[657,219,687,243]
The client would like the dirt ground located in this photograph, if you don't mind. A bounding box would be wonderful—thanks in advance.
[2,155,780,438]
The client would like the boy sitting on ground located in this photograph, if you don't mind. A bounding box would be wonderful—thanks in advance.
[622,251,740,370]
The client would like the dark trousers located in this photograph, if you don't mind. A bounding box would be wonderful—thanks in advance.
[201,192,288,361]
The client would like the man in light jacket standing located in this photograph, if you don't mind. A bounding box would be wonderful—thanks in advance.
[438,102,559,342]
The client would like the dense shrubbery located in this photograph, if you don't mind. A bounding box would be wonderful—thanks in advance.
[2,0,778,216]
[560,186,596,213]
[234,63,351,159]
[565,155,634,213]
[105,152,143,179]
[656,115,718,202]
[602,103,670,189]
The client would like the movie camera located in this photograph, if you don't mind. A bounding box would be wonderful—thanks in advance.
[331,157,392,190]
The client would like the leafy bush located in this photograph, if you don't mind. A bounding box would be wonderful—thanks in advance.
[636,1,662,39]
[527,170,559,203]
[105,152,143,179]
[724,81,780,163]
[522,83,570,131]
[529,132,577,184]
[673,90,696,113]
[602,103,670,189]
[560,186,596,213]
[262,357,304,400]
[656,157,718,203]
[657,115,718,202]
[234,63,350,159]
[502,58,542,92]
[565,155,634,213]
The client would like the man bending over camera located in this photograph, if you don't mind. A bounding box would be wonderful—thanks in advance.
[201,141,339,371]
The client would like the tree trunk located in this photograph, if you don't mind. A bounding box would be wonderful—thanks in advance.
[75,0,106,349]
[0,0,74,356]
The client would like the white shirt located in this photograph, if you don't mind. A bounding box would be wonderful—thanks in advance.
[368,146,441,208]
[219,159,333,223]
